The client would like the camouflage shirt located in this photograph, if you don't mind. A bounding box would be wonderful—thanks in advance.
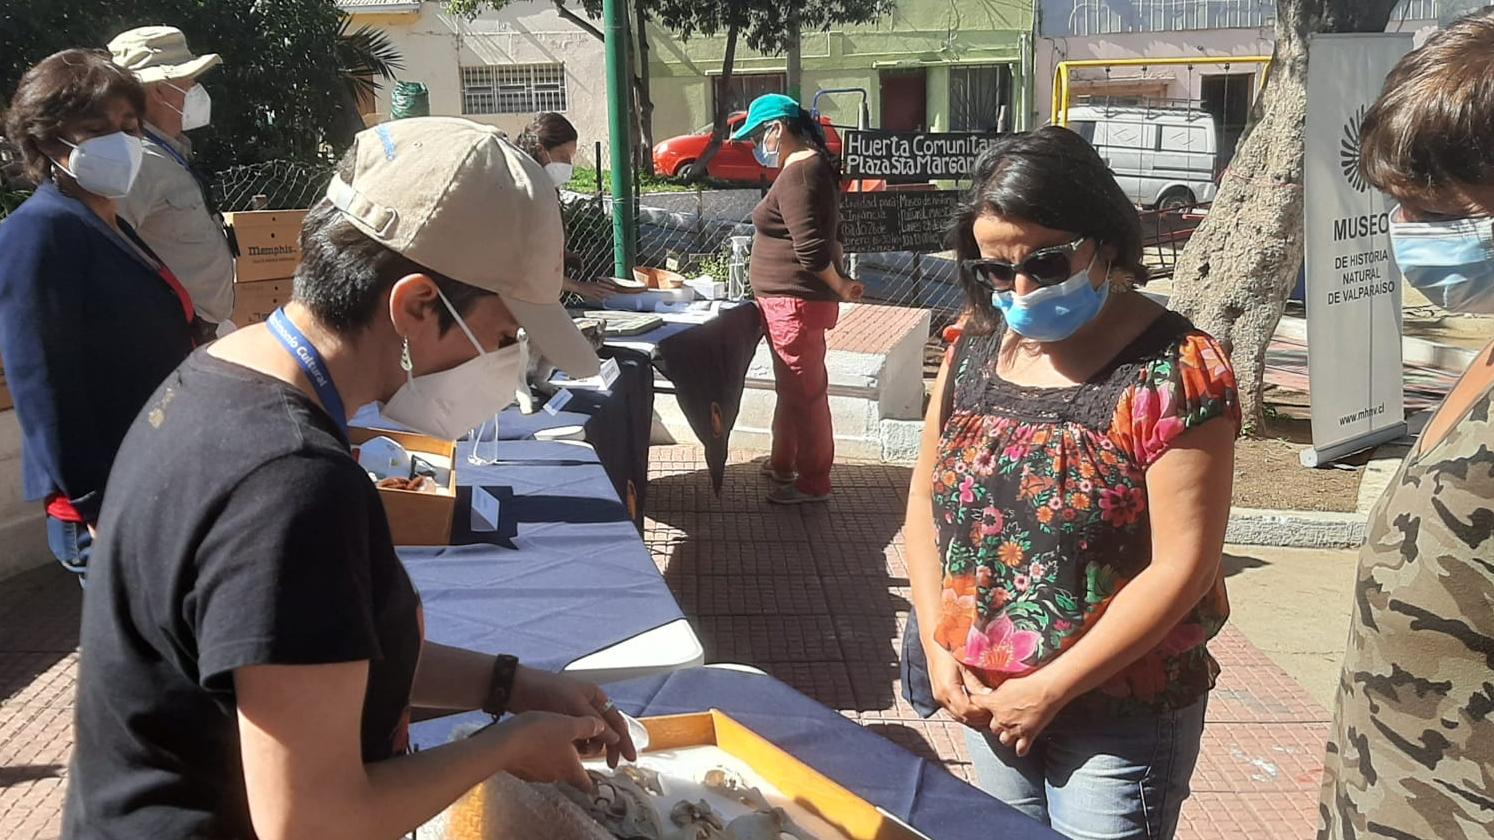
[1318,382,1494,840]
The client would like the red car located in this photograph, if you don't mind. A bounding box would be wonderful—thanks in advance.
[652,112,842,183]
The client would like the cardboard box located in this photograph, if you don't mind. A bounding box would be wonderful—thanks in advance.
[226,210,307,283]
[636,711,925,840]
[230,278,294,326]
[348,427,457,546]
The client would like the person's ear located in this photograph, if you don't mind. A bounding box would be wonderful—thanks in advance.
[387,274,443,343]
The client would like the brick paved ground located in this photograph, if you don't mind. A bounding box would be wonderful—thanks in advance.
[0,445,1330,839]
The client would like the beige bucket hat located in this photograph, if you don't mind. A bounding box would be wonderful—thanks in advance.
[108,26,222,84]
[327,117,601,378]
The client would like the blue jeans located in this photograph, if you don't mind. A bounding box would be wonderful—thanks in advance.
[965,696,1207,840]
[46,516,92,581]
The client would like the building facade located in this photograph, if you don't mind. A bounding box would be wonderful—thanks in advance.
[340,0,612,165]
[1036,0,1443,130]
[643,0,1036,140]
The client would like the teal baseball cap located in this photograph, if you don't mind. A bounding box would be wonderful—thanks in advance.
[731,93,803,141]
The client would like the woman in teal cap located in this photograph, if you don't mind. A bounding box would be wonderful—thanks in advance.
[737,93,863,505]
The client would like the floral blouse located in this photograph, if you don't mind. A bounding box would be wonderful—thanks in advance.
[931,311,1240,715]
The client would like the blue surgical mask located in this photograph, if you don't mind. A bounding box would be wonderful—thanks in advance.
[1389,212,1494,315]
[753,125,781,169]
[992,256,1110,342]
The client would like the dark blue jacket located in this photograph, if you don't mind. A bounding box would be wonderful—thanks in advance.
[0,181,194,523]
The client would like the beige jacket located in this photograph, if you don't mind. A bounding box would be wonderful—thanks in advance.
[117,124,235,323]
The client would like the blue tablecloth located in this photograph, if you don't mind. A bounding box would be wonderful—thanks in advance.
[609,668,1061,840]
[605,303,762,493]
[354,347,654,529]
[404,438,683,748]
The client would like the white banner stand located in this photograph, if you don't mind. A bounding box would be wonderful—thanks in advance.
[1300,33,1414,468]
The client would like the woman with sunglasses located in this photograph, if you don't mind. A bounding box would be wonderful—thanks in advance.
[0,49,196,579]
[736,93,863,505]
[903,126,1239,839]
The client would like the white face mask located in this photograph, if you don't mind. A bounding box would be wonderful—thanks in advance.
[545,161,574,187]
[53,132,144,198]
[167,82,212,131]
[382,291,523,440]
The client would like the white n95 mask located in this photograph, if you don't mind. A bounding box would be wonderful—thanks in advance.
[53,132,144,199]
[382,291,523,441]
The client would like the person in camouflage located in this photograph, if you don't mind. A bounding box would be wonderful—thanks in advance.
[1318,10,1494,840]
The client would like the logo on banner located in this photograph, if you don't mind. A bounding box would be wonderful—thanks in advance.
[1340,105,1369,192]
[709,402,724,439]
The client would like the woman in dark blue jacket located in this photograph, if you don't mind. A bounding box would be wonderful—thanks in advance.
[0,49,195,578]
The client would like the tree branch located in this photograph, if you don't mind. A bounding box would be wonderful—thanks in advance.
[552,0,604,41]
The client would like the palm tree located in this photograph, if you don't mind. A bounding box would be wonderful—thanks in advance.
[330,16,404,144]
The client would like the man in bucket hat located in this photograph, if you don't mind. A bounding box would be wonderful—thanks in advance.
[110,26,234,342]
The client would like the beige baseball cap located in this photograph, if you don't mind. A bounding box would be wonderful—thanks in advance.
[327,117,600,377]
[109,26,221,84]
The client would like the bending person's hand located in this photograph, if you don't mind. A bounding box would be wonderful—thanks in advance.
[510,667,636,767]
[492,711,608,791]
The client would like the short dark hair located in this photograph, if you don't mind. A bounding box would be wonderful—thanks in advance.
[516,112,578,163]
[1359,8,1494,203]
[949,126,1147,335]
[292,152,495,337]
[5,49,147,184]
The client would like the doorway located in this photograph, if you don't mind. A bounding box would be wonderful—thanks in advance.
[949,64,1013,133]
[1201,73,1254,172]
[879,68,928,131]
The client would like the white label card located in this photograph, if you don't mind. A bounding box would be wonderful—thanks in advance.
[543,388,574,416]
[600,357,621,388]
[470,486,501,532]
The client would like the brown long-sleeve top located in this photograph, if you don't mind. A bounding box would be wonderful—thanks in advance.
[749,154,841,301]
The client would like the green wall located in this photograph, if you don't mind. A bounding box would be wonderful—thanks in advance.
[645,0,1034,140]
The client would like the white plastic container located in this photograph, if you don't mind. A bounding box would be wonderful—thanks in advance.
[603,286,697,312]
[684,276,727,300]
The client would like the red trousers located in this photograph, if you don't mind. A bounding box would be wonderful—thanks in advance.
[758,296,839,496]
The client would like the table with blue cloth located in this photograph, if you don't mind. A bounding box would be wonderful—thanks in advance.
[405,437,701,748]
[481,345,653,529]
[602,302,763,494]
[355,345,654,529]
[607,667,1063,840]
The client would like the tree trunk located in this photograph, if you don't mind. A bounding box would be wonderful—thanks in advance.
[1168,0,1400,434]
[633,0,656,173]
[685,21,738,183]
[785,11,801,101]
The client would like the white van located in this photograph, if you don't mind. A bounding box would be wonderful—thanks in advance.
[1066,104,1220,210]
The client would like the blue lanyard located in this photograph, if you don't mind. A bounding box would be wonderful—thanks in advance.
[267,308,348,439]
[143,129,192,171]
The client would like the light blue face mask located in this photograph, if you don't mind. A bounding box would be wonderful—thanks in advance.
[992,254,1110,342]
[1389,211,1494,315]
[752,124,781,169]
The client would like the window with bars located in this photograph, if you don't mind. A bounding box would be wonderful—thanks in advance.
[1041,0,1274,36]
[460,64,567,116]
[1391,0,1439,20]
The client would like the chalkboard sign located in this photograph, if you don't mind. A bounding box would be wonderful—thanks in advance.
[841,130,1004,180]
[840,189,961,253]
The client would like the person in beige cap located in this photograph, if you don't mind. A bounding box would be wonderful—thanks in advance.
[110,25,235,343]
[62,118,618,839]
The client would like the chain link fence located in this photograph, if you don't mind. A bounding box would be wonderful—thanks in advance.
[213,159,333,213]
[562,183,1202,324]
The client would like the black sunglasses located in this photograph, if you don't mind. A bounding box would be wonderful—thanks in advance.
[963,236,1089,292]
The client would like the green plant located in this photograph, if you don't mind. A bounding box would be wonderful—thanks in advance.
[565,166,698,195]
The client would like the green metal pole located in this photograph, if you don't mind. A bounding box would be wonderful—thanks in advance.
[603,0,636,278]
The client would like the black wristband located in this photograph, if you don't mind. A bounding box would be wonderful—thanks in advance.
[481,654,520,718]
